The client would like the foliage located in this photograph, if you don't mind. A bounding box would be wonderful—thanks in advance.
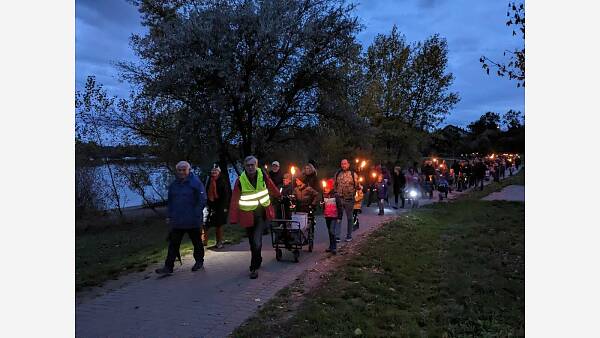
[359,26,460,163]
[75,166,107,217]
[480,1,525,87]
[119,0,363,166]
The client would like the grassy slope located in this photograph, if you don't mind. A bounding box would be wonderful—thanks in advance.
[76,217,246,291]
[233,171,525,337]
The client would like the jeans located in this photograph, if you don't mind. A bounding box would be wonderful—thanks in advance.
[165,228,204,269]
[378,199,385,215]
[325,218,338,251]
[340,198,354,239]
[246,213,266,271]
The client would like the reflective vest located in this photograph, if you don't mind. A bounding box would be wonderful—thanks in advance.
[238,169,271,211]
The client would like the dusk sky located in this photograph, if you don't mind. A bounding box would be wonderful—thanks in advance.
[76,0,524,128]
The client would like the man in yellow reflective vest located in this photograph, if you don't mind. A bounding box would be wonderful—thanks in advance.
[229,155,281,279]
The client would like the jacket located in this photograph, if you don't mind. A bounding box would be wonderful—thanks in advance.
[205,174,232,227]
[229,169,281,228]
[353,189,364,210]
[392,171,406,192]
[293,184,320,213]
[268,170,284,187]
[322,191,343,219]
[375,181,388,199]
[168,173,207,229]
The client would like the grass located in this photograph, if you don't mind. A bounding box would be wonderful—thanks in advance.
[76,216,246,291]
[233,177,525,337]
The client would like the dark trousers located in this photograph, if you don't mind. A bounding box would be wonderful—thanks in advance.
[341,198,354,238]
[165,228,204,269]
[246,213,266,271]
[325,218,337,251]
[394,189,405,207]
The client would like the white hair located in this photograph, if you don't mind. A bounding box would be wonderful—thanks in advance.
[176,161,191,170]
[244,156,258,165]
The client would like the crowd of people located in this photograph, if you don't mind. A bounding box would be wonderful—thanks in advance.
[153,153,522,279]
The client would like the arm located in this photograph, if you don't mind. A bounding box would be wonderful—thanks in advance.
[167,184,174,219]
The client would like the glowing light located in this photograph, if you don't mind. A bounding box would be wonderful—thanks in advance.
[290,166,296,175]
[409,190,418,198]
[371,172,377,178]
[361,160,366,168]
[321,180,327,188]
[359,177,364,182]
[355,158,359,163]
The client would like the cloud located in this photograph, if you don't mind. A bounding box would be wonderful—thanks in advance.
[75,0,524,125]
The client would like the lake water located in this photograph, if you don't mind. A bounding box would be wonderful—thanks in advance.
[85,163,239,210]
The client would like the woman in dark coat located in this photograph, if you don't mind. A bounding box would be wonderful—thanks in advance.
[392,166,406,208]
[203,166,232,248]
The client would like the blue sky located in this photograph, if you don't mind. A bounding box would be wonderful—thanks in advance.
[76,0,524,128]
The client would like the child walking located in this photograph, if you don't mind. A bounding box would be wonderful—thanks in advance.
[321,179,342,254]
[375,175,388,215]
[353,183,364,230]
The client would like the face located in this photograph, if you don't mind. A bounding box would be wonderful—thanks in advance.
[283,177,291,185]
[295,178,303,186]
[323,185,331,194]
[211,169,220,177]
[271,164,280,172]
[176,166,190,179]
[245,159,257,175]
[340,159,350,170]
[303,165,312,175]
[377,176,383,183]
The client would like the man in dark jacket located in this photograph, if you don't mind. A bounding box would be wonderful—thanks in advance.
[156,161,207,275]
[268,161,284,187]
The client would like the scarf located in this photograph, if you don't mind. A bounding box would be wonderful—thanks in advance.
[208,175,219,202]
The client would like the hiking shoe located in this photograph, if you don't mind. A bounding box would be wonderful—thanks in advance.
[325,248,332,253]
[345,237,352,242]
[250,270,258,279]
[191,261,204,271]
[216,242,224,249]
[155,266,173,275]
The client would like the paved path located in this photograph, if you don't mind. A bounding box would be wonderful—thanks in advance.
[76,170,521,338]
[482,184,525,202]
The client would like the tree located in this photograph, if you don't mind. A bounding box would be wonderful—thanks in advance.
[359,26,460,162]
[480,1,525,87]
[502,109,524,131]
[467,111,501,135]
[76,77,126,217]
[119,0,363,166]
